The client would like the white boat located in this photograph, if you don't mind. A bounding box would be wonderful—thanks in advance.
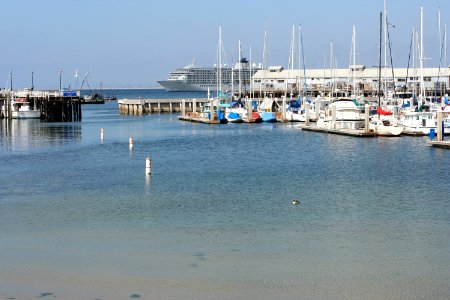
[369,118,404,136]
[2,98,41,119]
[400,111,450,135]
[158,58,261,92]
[316,99,365,130]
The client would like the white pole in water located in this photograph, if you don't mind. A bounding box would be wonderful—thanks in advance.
[209,99,215,120]
[282,95,287,122]
[193,99,196,113]
[145,157,152,174]
[437,110,443,141]
[181,99,186,117]
[100,128,104,140]
[129,136,134,149]
[365,104,370,133]
[246,97,252,122]
[305,102,310,126]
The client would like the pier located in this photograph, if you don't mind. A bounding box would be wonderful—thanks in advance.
[118,98,209,115]
[0,90,82,122]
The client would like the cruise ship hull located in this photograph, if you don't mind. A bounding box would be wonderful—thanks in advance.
[158,80,231,92]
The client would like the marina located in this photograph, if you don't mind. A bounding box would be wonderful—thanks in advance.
[3,0,450,299]
[1,100,450,299]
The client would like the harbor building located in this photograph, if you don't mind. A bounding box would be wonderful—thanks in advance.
[250,65,450,99]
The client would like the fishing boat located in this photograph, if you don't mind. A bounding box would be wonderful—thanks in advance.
[82,93,105,104]
[4,98,41,119]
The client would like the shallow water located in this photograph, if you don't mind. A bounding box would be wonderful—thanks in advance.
[1,101,450,299]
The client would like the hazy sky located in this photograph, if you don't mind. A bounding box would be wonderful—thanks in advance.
[2,0,450,89]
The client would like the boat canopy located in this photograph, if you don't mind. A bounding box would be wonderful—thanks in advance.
[377,106,393,115]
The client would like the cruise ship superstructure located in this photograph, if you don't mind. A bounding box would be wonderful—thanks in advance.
[158,59,261,92]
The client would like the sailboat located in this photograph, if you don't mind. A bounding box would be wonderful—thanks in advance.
[258,28,277,122]
[370,7,403,136]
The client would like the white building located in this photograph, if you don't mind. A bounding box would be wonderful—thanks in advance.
[251,65,450,98]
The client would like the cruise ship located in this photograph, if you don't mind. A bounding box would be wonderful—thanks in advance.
[158,58,261,92]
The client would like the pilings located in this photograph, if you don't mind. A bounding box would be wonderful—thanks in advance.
[0,91,81,122]
[118,98,208,115]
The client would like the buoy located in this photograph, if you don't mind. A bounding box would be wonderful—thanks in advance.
[292,200,300,205]
[100,128,104,140]
[145,157,152,174]
[129,136,134,148]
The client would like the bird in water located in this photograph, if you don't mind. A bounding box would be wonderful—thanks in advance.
[292,199,300,205]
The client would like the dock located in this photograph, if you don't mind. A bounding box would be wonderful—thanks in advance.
[119,98,208,115]
[178,113,222,124]
[0,90,82,122]
[301,126,377,137]
[427,140,450,149]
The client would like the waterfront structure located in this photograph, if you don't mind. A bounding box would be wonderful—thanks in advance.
[157,59,261,93]
[0,89,82,121]
[251,65,450,98]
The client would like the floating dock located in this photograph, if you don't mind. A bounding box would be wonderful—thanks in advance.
[301,126,377,137]
[427,140,450,149]
[178,113,222,124]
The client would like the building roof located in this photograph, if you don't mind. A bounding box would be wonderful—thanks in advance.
[253,66,450,80]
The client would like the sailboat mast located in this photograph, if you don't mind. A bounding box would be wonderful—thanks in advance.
[383,0,388,102]
[263,29,267,98]
[286,25,295,99]
[9,68,13,91]
[219,25,222,94]
[378,12,383,109]
[300,25,308,104]
[352,25,356,99]
[330,40,333,97]
[420,6,424,104]
[250,45,253,99]
[238,40,242,98]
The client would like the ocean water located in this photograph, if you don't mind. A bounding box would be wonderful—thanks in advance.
[1,95,450,299]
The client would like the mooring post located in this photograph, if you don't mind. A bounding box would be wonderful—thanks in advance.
[193,99,196,114]
[209,99,215,120]
[181,99,186,117]
[129,136,134,149]
[145,157,152,174]
[246,97,252,122]
[364,104,370,133]
[305,102,310,127]
[282,96,287,122]
[315,99,320,120]
[437,110,443,141]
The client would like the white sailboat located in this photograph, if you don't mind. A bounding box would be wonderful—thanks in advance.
[371,5,403,136]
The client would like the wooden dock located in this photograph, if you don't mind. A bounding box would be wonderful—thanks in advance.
[0,90,82,122]
[427,140,450,149]
[178,114,221,124]
[301,126,377,137]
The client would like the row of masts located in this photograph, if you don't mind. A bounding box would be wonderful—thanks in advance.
[216,4,448,105]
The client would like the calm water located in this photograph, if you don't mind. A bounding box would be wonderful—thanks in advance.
[1,94,450,299]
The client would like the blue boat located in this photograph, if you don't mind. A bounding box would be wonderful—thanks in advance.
[260,111,277,123]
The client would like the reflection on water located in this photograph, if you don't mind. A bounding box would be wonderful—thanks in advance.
[0,119,81,152]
